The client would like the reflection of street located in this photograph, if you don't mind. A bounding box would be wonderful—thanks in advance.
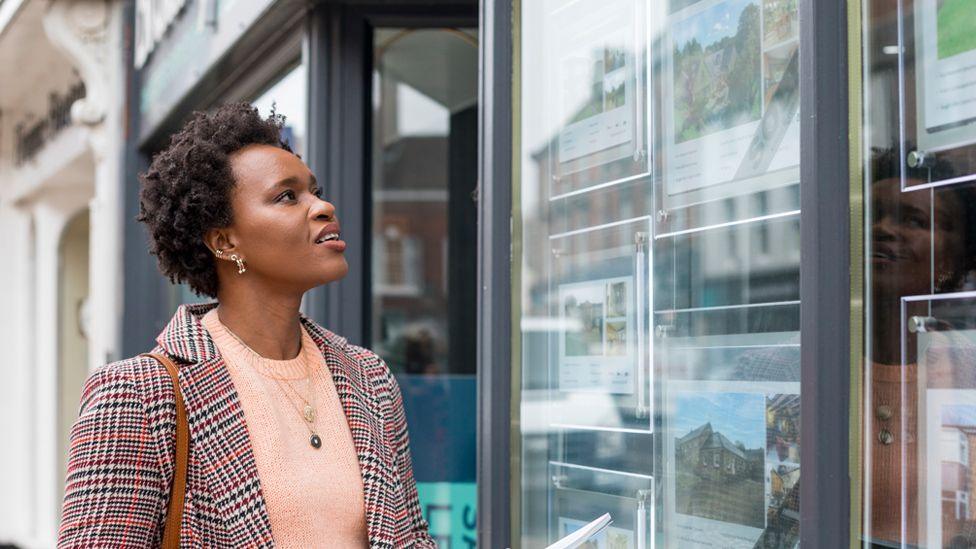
[676,469,765,529]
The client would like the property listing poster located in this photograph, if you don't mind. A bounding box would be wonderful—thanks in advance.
[664,381,800,548]
[664,0,800,199]
[547,0,648,197]
[914,0,976,149]
[921,390,976,549]
[558,277,636,394]
[917,328,976,547]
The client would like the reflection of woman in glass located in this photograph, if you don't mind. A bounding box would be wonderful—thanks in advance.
[867,146,976,547]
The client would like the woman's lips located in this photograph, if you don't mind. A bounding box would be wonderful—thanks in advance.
[871,250,897,263]
[871,243,913,264]
[320,239,346,252]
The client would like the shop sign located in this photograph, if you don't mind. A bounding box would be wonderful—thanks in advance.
[15,81,86,165]
[416,482,477,548]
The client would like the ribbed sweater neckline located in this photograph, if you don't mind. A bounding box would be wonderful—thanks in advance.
[202,308,314,380]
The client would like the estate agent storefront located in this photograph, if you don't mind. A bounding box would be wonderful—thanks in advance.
[118,0,976,548]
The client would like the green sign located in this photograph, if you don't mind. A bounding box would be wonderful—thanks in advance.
[416,482,477,547]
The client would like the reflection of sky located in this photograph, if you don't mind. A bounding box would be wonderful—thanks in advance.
[674,391,765,448]
[396,82,449,137]
[943,403,976,427]
[672,0,756,49]
[252,65,307,156]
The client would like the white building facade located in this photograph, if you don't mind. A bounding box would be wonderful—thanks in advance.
[0,0,127,546]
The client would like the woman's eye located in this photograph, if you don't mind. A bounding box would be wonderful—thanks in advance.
[312,187,323,198]
[906,214,927,229]
[278,190,296,202]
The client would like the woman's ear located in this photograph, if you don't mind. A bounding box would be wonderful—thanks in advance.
[205,228,238,257]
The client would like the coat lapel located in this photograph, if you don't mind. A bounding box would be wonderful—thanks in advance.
[156,302,390,547]
[156,302,276,545]
[301,316,392,545]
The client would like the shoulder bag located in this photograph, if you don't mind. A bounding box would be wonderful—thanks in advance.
[140,352,188,549]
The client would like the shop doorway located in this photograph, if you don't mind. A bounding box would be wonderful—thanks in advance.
[368,23,479,547]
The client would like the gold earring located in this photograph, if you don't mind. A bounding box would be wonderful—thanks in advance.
[214,249,224,259]
[231,254,246,275]
[937,271,955,291]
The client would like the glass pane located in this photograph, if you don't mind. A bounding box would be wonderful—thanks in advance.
[369,27,479,548]
[516,0,802,547]
[863,0,976,544]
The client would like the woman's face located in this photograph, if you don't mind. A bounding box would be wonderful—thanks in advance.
[214,143,348,293]
[871,177,967,298]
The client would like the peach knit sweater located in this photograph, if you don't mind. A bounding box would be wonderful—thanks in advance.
[201,309,369,548]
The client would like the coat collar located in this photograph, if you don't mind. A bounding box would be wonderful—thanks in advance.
[155,302,389,546]
[155,301,350,364]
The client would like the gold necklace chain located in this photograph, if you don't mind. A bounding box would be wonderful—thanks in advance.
[220,319,308,381]
[273,374,318,423]
[220,319,324,448]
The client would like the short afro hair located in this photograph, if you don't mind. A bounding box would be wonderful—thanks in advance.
[137,101,295,298]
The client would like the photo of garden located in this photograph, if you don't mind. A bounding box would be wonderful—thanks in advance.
[672,0,762,143]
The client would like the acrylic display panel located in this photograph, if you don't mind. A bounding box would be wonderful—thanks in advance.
[518,0,803,546]
[654,212,801,548]
[550,463,654,549]
[659,0,800,211]
[859,296,976,547]
[548,218,653,431]
[912,310,976,548]
[542,0,651,200]
[895,0,976,190]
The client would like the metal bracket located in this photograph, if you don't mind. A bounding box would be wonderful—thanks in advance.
[907,149,931,169]
[908,315,937,333]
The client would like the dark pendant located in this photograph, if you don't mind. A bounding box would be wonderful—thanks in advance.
[310,434,322,449]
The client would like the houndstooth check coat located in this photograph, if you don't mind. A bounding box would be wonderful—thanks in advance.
[57,302,436,548]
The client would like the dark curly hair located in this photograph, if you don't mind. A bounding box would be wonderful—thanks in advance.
[137,102,295,298]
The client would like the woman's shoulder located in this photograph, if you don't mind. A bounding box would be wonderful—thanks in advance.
[301,316,391,378]
[79,352,177,412]
[341,342,397,386]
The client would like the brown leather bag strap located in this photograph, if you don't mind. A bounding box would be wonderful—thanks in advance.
[141,352,188,549]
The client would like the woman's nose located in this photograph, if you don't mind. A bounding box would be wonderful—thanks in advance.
[871,215,898,241]
[311,197,336,221]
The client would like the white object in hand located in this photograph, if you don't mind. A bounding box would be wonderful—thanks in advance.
[545,513,613,549]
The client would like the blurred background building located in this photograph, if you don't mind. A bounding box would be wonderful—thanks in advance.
[0,0,127,545]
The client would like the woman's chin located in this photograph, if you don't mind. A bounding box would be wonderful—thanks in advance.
[315,264,349,286]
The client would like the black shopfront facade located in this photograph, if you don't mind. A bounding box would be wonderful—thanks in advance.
[121,0,976,547]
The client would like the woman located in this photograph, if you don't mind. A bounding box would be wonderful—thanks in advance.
[57,103,435,548]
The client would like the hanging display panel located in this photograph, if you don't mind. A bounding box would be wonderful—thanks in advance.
[660,0,800,210]
[545,0,651,199]
[895,0,976,191]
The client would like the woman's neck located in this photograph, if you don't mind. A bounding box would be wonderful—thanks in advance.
[871,299,910,366]
[214,284,304,360]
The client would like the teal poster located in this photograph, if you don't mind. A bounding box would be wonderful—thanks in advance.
[417,482,477,547]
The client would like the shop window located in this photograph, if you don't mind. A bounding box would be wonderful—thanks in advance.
[862,0,976,544]
[370,26,478,548]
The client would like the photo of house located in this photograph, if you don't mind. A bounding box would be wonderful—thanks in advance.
[678,422,758,479]
[674,393,766,529]
[940,404,976,546]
